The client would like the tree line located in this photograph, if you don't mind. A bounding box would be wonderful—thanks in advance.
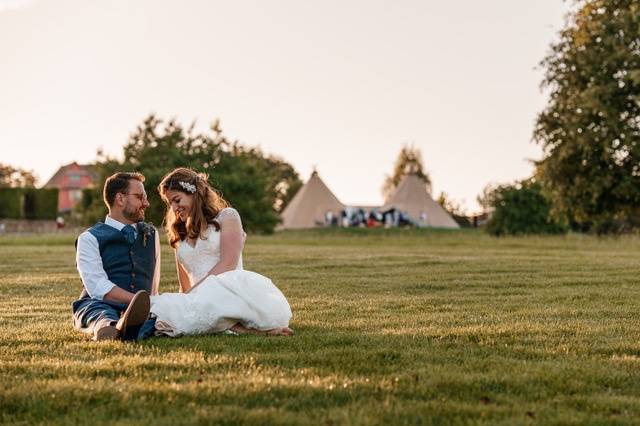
[78,116,302,233]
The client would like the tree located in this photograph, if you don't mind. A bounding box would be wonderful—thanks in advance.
[437,192,471,227]
[534,0,640,233]
[483,179,567,236]
[79,115,302,233]
[382,145,432,201]
[0,163,36,188]
[476,183,499,213]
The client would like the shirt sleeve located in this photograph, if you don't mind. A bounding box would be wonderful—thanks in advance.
[151,227,161,296]
[76,231,116,300]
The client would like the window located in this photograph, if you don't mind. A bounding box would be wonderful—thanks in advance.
[70,190,83,202]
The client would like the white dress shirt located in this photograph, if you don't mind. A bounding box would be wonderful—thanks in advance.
[76,216,161,300]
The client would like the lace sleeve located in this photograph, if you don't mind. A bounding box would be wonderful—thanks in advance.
[217,208,243,230]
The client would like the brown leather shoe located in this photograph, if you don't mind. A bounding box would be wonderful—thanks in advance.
[116,290,150,339]
[93,325,119,341]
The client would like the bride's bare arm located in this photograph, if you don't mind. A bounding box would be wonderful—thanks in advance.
[209,222,243,275]
[183,209,245,294]
[175,252,191,293]
[190,212,244,289]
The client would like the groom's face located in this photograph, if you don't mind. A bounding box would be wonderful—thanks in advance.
[122,180,149,222]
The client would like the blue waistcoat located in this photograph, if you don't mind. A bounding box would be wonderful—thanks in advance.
[78,222,156,300]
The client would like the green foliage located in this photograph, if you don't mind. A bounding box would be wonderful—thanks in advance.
[0,188,57,219]
[0,163,54,219]
[3,231,640,424]
[534,0,640,233]
[0,162,36,188]
[75,188,107,224]
[437,192,471,227]
[484,180,567,236]
[80,115,302,233]
[23,188,58,220]
[382,145,432,201]
[0,188,24,218]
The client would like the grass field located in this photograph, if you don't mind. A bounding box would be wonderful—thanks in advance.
[1,229,640,425]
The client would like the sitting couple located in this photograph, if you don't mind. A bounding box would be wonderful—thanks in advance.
[72,168,293,341]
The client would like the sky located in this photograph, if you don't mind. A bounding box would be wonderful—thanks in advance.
[0,0,571,212]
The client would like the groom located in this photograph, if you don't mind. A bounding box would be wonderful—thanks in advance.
[72,172,159,341]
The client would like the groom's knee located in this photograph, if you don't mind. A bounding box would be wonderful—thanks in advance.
[72,299,120,331]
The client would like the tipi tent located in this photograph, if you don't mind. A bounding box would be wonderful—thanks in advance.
[279,171,345,229]
[382,174,459,228]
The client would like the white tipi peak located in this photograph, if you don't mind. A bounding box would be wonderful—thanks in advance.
[279,171,345,230]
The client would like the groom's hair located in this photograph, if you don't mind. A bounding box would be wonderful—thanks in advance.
[103,172,145,207]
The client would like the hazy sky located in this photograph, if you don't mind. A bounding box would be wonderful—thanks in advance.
[0,0,570,211]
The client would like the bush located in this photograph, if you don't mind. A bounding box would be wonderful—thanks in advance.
[0,188,59,220]
[76,188,107,224]
[485,180,567,236]
[23,188,58,220]
[0,188,24,219]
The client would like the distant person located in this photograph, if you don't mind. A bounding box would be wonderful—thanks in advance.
[56,216,65,229]
[384,209,394,228]
[399,211,413,227]
[72,172,159,341]
[367,210,378,228]
[341,209,349,227]
[356,208,366,227]
[419,211,428,225]
[325,210,334,226]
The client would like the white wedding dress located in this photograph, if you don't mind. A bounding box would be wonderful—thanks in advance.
[150,208,292,337]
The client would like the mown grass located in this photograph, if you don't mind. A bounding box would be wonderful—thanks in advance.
[1,229,639,425]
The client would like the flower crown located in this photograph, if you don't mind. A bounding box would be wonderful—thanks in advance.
[178,181,196,194]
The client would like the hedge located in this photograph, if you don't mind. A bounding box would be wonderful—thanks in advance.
[0,187,59,219]
[24,188,58,220]
[0,188,24,219]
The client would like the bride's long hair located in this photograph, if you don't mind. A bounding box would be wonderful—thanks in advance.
[158,168,229,248]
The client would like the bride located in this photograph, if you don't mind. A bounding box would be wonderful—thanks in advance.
[149,167,293,336]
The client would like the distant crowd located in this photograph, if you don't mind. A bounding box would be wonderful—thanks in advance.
[323,207,423,228]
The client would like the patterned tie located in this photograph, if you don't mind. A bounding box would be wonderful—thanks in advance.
[121,225,136,245]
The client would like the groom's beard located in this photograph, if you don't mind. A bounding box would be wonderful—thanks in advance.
[123,204,145,222]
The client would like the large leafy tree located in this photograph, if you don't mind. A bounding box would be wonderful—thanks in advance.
[534,0,640,232]
[0,163,36,188]
[382,145,432,201]
[80,115,301,233]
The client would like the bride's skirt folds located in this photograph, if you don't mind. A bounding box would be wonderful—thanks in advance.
[150,270,292,337]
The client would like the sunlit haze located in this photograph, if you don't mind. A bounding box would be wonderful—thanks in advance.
[0,0,570,212]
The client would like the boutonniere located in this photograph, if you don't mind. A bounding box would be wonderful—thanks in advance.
[137,222,155,247]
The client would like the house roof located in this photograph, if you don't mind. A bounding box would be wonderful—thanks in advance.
[44,162,97,189]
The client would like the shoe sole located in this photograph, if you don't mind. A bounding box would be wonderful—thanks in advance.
[117,291,150,334]
[94,325,119,341]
